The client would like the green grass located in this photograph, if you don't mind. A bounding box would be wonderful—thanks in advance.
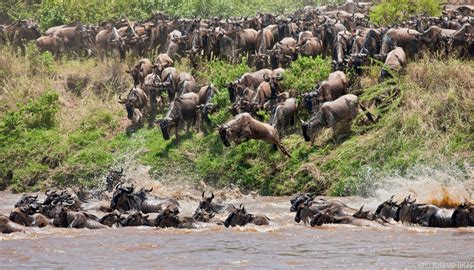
[0,46,471,195]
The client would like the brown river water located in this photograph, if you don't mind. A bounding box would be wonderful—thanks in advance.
[1,164,473,269]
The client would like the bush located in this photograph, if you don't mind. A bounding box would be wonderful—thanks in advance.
[196,59,251,124]
[369,0,443,26]
[282,56,332,95]
[6,0,344,31]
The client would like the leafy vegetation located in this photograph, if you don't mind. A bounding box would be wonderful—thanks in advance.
[1,0,345,30]
[369,0,444,26]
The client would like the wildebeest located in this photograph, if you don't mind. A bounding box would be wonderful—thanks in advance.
[194,191,226,215]
[126,58,153,87]
[110,185,179,214]
[270,98,297,136]
[294,197,358,224]
[1,215,29,233]
[192,208,215,222]
[154,208,196,228]
[9,208,52,228]
[290,193,314,212]
[380,28,421,59]
[374,195,400,221]
[269,37,297,68]
[227,69,272,103]
[452,203,474,227]
[36,34,65,56]
[333,31,353,70]
[224,204,270,227]
[296,37,323,57]
[303,71,349,114]
[218,112,291,157]
[98,212,122,227]
[302,94,373,143]
[160,92,200,143]
[105,167,124,192]
[380,46,406,81]
[4,20,41,56]
[196,84,218,128]
[120,212,152,227]
[14,194,39,208]
[53,207,107,229]
[118,87,150,127]
[95,27,127,59]
[309,209,383,227]
[154,53,174,75]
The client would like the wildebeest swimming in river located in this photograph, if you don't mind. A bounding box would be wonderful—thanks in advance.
[224,204,270,227]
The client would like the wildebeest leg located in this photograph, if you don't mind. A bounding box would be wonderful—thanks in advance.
[175,122,180,144]
[148,90,158,128]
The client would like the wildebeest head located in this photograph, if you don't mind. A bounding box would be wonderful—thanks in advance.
[375,195,400,221]
[353,205,374,220]
[105,167,124,192]
[118,90,136,120]
[310,210,333,227]
[195,191,224,215]
[263,72,283,99]
[451,203,474,227]
[154,208,180,228]
[347,53,368,75]
[217,125,231,147]
[136,187,153,201]
[301,113,324,142]
[290,193,314,212]
[294,200,315,223]
[159,118,172,140]
[192,208,215,222]
[9,208,30,226]
[99,212,122,227]
[224,204,251,227]
[125,60,143,87]
[120,212,151,227]
[110,184,134,211]
[14,194,38,208]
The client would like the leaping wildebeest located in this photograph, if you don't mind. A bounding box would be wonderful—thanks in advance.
[218,112,291,157]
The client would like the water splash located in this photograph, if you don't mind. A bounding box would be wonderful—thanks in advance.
[372,164,473,204]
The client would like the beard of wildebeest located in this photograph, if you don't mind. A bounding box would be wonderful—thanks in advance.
[125,102,134,120]
[160,119,171,140]
[227,83,237,103]
[218,127,231,147]
[301,122,311,142]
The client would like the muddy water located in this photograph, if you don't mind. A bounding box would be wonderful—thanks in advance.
[1,191,473,269]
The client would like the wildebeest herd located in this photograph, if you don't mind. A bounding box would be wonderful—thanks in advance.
[1,182,473,234]
[1,2,472,155]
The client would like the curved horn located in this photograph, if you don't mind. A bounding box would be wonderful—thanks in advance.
[202,191,205,198]
[211,192,214,200]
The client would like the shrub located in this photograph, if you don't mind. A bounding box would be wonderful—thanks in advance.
[369,0,443,26]
[282,56,332,95]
